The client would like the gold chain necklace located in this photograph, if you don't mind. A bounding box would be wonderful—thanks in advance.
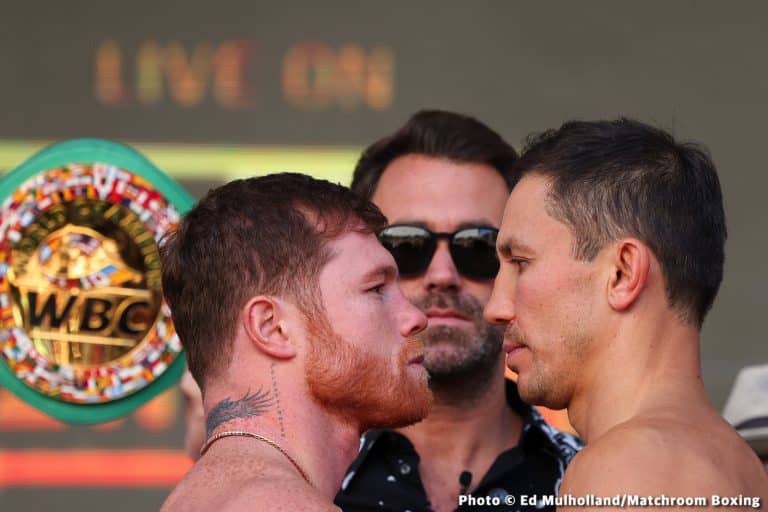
[200,430,312,486]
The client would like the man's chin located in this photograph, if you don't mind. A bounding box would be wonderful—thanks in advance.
[360,386,433,431]
[422,324,474,341]
[517,376,569,410]
[308,364,433,432]
[423,351,492,378]
[373,409,429,430]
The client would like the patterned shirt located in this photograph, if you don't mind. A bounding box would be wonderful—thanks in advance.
[335,380,582,512]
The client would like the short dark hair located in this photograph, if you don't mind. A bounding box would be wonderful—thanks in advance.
[514,118,726,326]
[350,110,519,198]
[161,173,387,388]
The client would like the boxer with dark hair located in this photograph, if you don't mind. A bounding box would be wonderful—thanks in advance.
[485,119,768,502]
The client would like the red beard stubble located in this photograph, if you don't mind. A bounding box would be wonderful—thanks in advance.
[304,312,433,433]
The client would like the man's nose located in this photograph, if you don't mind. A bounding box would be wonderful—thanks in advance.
[399,292,428,338]
[423,241,461,292]
[483,275,515,326]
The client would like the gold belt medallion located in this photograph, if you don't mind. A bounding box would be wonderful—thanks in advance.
[0,142,193,420]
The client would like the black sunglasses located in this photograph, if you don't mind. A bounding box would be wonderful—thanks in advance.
[379,225,500,280]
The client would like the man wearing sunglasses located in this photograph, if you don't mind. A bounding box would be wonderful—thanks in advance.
[335,111,581,512]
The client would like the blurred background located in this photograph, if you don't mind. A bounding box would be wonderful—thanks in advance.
[1,1,767,509]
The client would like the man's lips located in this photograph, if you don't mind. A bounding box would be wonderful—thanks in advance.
[425,309,470,324]
[503,340,526,354]
[425,308,469,319]
[408,354,425,365]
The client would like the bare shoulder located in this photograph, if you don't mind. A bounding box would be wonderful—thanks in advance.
[161,463,219,511]
[219,477,339,512]
[561,415,768,496]
[560,422,672,495]
[161,459,339,512]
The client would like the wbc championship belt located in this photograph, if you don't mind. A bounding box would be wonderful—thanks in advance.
[0,139,194,423]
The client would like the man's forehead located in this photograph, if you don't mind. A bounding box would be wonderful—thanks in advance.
[502,175,551,219]
[509,173,552,200]
[326,230,394,270]
[498,174,574,251]
[374,156,509,227]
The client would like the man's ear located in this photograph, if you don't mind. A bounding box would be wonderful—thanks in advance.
[242,296,297,359]
[606,238,651,312]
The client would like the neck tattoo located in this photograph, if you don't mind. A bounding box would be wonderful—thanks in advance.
[200,430,312,486]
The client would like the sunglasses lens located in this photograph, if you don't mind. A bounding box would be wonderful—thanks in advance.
[451,228,499,280]
[379,226,435,277]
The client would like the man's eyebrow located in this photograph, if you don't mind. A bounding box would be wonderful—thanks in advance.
[360,264,398,283]
[387,219,428,228]
[388,218,498,230]
[497,235,536,259]
[455,219,499,230]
